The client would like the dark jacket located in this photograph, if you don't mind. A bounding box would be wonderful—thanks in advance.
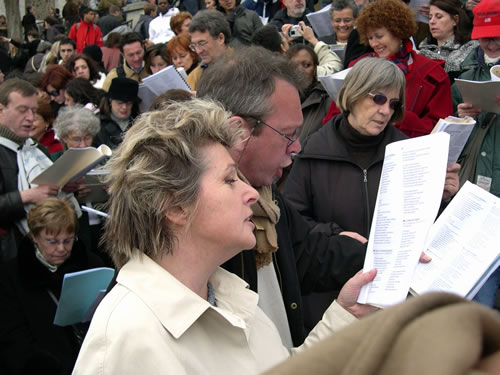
[46,24,66,43]
[299,81,331,145]
[0,236,103,375]
[269,8,311,29]
[222,186,366,346]
[9,38,41,59]
[134,14,154,40]
[93,115,128,150]
[224,6,263,48]
[97,15,122,36]
[284,114,407,238]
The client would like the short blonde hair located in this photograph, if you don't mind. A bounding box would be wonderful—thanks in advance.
[27,198,78,238]
[102,99,241,268]
[338,57,406,123]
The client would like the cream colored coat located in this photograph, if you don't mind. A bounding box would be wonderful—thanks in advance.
[72,253,356,375]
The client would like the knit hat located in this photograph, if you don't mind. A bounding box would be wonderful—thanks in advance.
[471,0,500,39]
[107,77,140,103]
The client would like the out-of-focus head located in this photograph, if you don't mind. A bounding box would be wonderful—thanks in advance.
[205,0,217,9]
[30,97,54,141]
[144,3,157,17]
[283,0,306,18]
[167,34,198,71]
[286,44,318,85]
[198,46,307,187]
[170,11,193,36]
[102,99,244,268]
[64,77,102,107]
[188,10,231,65]
[157,0,171,15]
[41,65,73,105]
[338,57,405,135]
[119,33,145,71]
[0,79,38,138]
[53,104,100,148]
[59,38,76,64]
[149,89,193,111]
[356,0,416,56]
[28,198,78,266]
[145,44,169,74]
[329,0,358,43]
[251,24,283,53]
[428,0,471,45]
[471,0,500,58]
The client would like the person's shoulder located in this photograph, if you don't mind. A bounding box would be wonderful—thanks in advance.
[411,52,449,81]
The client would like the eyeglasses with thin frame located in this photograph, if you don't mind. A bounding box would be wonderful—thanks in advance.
[189,40,209,51]
[368,93,402,111]
[253,118,299,147]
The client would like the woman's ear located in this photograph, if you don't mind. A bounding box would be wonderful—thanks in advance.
[166,206,189,227]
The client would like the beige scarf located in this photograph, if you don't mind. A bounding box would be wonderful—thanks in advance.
[239,171,280,269]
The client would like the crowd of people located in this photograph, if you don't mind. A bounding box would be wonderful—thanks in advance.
[0,0,499,373]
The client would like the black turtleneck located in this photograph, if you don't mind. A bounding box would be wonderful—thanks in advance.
[338,115,386,170]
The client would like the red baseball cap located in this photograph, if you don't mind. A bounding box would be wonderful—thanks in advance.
[471,0,500,39]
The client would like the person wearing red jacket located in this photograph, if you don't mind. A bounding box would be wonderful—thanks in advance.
[68,7,104,53]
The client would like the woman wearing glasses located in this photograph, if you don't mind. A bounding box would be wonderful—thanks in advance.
[0,197,103,374]
[40,65,74,116]
[284,58,459,327]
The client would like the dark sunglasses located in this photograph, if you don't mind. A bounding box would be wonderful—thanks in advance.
[368,93,402,111]
[47,89,60,97]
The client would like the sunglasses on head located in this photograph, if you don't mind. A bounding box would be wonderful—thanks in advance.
[368,93,402,111]
[47,89,60,97]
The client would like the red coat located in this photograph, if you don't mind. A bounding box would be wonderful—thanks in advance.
[68,21,103,53]
[323,50,453,138]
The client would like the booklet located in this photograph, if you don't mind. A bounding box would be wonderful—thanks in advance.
[455,79,500,115]
[77,169,109,204]
[306,4,333,37]
[330,44,345,62]
[31,145,111,188]
[318,67,352,101]
[431,116,476,165]
[138,65,192,112]
[358,132,450,307]
[54,267,114,326]
[411,181,500,299]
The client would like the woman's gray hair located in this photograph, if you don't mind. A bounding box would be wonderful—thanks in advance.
[102,98,242,268]
[337,57,406,123]
[53,105,100,140]
[330,0,359,19]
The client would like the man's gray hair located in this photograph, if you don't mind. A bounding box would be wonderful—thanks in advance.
[330,0,359,19]
[53,105,100,141]
[337,57,406,123]
[188,10,231,45]
[197,46,307,132]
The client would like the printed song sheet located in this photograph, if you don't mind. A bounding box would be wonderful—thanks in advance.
[411,181,500,299]
[358,132,449,307]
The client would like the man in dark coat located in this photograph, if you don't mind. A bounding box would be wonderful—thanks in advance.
[197,46,372,347]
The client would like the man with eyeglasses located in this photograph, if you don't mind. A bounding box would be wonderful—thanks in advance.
[0,79,80,263]
[186,10,232,90]
[198,47,373,349]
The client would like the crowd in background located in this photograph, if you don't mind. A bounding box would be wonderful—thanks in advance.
[0,0,499,373]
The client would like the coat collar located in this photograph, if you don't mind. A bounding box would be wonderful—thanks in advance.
[116,253,260,339]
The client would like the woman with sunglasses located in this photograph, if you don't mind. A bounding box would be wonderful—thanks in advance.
[40,65,74,116]
[0,198,103,374]
[284,58,459,328]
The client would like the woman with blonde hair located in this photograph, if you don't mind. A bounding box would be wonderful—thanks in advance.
[73,98,373,374]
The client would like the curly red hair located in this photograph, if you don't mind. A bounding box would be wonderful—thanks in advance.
[356,0,417,45]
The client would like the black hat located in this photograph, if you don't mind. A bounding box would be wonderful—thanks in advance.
[107,77,140,103]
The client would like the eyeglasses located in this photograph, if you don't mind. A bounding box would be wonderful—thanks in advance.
[254,118,299,147]
[189,40,209,51]
[47,89,60,97]
[43,237,75,246]
[368,93,402,111]
[68,134,93,144]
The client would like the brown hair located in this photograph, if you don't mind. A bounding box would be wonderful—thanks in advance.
[28,198,78,238]
[356,0,417,45]
[67,53,100,82]
[36,97,55,126]
[40,65,73,91]
[170,11,192,35]
[0,79,37,106]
